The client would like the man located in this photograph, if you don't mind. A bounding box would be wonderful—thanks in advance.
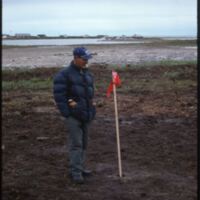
[53,47,96,184]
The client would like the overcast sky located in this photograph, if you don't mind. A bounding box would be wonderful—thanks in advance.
[3,0,197,36]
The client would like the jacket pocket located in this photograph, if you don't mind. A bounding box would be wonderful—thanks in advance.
[70,101,88,122]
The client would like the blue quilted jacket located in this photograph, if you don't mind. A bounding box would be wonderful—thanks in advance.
[53,61,96,122]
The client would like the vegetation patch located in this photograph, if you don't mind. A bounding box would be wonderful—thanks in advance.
[2,78,53,91]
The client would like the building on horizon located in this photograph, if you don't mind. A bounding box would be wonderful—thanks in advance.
[15,33,32,38]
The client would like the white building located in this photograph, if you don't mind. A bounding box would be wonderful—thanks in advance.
[2,34,10,39]
[15,33,31,38]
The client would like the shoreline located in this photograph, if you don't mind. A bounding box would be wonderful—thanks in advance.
[2,43,197,69]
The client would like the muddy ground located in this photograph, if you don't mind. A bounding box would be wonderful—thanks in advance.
[2,63,197,200]
[2,43,197,68]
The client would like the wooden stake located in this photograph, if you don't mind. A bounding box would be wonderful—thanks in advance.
[113,83,122,177]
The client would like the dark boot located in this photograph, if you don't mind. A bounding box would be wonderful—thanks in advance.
[82,169,92,177]
[70,173,84,184]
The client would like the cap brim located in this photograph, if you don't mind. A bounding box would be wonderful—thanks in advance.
[81,54,93,60]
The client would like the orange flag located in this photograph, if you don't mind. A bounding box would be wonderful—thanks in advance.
[106,71,121,97]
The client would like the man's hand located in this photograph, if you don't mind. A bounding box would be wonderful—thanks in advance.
[68,99,77,108]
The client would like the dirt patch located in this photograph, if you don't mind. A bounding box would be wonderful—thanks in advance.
[2,64,197,200]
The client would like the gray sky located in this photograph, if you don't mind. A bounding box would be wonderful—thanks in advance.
[3,0,197,36]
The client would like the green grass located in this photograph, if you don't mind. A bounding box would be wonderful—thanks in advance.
[110,60,197,70]
[2,78,53,91]
[163,71,184,80]
[116,79,196,94]
[145,39,197,46]
[2,67,60,81]
[2,61,196,92]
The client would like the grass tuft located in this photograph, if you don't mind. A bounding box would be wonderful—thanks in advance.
[2,78,53,91]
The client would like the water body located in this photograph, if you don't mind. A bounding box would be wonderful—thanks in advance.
[2,38,147,46]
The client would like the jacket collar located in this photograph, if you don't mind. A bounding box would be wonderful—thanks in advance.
[70,61,88,73]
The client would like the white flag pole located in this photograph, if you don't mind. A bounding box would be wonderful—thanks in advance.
[113,82,122,177]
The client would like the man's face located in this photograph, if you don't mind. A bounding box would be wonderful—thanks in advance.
[74,56,88,68]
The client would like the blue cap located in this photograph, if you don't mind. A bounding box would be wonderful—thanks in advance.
[73,47,93,60]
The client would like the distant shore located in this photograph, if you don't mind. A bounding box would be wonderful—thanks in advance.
[2,41,197,69]
[3,36,196,40]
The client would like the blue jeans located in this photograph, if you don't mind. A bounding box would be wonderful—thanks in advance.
[65,116,90,176]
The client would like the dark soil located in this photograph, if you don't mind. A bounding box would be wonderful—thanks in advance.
[2,64,197,200]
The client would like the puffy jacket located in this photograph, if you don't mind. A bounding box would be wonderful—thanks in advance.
[53,61,96,122]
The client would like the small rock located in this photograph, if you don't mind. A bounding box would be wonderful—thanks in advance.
[96,101,104,107]
[36,136,49,141]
